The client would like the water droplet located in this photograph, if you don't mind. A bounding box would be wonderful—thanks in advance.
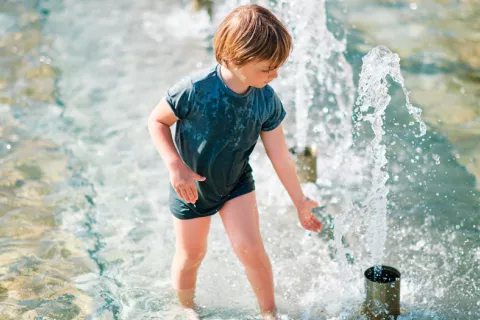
[197,140,207,154]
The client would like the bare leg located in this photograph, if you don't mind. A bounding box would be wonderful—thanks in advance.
[171,215,211,311]
[219,191,276,317]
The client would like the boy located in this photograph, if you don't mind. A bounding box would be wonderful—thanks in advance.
[148,4,323,319]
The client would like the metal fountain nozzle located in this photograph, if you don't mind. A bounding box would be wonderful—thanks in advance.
[289,145,317,184]
[363,265,401,320]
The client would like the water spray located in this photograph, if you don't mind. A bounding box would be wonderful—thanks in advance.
[356,45,426,319]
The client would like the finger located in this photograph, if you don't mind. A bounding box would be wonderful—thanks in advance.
[181,186,190,203]
[308,223,319,233]
[184,187,194,203]
[179,187,190,202]
[191,185,198,203]
[309,224,319,233]
[175,187,186,201]
[188,185,197,203]
[308,217,322,232]
[192,172,206,181]
[304,219,314,231]
[314,221,323,232]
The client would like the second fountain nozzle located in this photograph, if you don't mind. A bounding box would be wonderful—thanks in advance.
[289,145,317,183]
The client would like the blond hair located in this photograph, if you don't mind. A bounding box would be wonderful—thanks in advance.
[213,4,292,69]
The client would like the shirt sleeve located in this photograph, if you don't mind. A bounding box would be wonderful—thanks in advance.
[165,76,194,120]
[261,92,286,131]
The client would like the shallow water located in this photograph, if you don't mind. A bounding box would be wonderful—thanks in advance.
[1,0,479,319]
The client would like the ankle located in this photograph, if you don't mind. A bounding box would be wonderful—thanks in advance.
[261,308,277,320]
[175,288,196,309]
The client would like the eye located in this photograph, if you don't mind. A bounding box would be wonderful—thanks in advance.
[262,69,271,73]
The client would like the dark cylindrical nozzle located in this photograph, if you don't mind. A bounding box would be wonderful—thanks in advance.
[289,146,317,183]
[364,265,401,320]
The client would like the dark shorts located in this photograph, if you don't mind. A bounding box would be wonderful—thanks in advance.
[169,171,255,220]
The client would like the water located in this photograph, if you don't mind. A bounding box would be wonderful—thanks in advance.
[1,0,479,319]
[276,0,355,172]
[355,45,427,275]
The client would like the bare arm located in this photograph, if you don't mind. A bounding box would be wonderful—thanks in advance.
[260,125,322,232]
[147,98,182,170]
[260,125,304,206]
[147,98,205,203]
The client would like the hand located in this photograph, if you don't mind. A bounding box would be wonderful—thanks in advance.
[169,161,206,204]
[296,197,323,232]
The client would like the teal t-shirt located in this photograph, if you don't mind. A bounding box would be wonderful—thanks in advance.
[166,64,286,217]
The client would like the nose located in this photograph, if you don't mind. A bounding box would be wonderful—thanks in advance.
[269,69,278,79]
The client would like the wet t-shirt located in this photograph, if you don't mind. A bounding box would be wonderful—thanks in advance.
[165,64,286,217]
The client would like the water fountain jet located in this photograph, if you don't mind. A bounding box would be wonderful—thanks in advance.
[356,45,426,319]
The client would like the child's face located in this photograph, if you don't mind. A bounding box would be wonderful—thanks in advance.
[230,60,281,88]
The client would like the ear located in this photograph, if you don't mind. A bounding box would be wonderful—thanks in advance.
[223,60,240,71]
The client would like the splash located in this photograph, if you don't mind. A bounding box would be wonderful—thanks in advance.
[277,0,355,165]
[356,45,427,271]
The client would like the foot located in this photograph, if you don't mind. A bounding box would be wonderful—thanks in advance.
[184,308,200,320]
[165,306,200,320]
[261,312,278,320]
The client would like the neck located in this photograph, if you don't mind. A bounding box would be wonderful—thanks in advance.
[220,64,250,95]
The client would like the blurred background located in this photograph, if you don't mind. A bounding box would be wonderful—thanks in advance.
[0,0,478,319]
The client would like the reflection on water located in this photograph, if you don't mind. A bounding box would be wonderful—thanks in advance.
[1,0,479,319]
[0,123,98,318]
[1,2,97,319]
[343,0,480,185]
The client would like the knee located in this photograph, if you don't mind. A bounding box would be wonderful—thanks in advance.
[232,240,266,267]
[176,246,207,269]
